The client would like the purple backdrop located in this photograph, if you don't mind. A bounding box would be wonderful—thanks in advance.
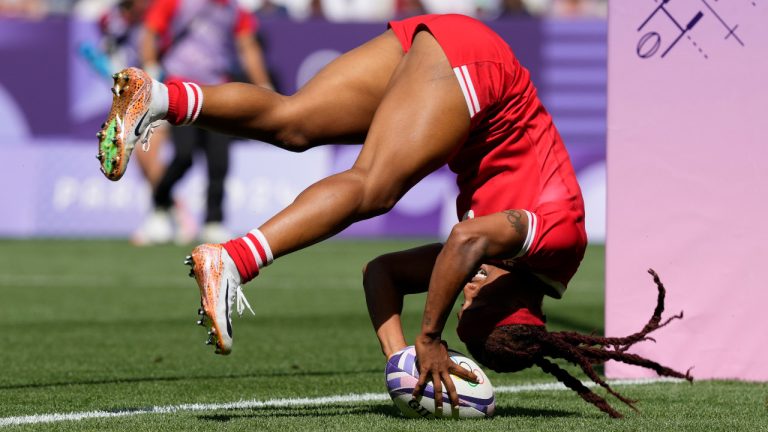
[0,17,606,240]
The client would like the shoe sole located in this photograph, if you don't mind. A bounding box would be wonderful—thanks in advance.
[186,245,232,355]
[97,68,151,181]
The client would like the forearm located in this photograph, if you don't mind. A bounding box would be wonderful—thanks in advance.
[418,211,529,339]
[419,233,487,339]
[363,244,442,358]
[237,35,272,88]
[363,264,408,358]
[138,27,161,76]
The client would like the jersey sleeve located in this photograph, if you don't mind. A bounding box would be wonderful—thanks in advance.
[144,0,178,35]
[234,8,257,37]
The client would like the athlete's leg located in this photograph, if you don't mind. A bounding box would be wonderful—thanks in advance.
[257,31,470,258]
[201,130,231,224]
[195,31,404,150]
[363,243,442,358]
[153,126,197,211]
[190,31,470,355]
[133,127,166,188]
[100,32,401,180]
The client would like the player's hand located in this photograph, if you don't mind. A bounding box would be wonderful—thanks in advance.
[413,335,478,412]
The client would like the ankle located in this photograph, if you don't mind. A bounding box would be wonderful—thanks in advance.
[150,79,169,122]
[164,80,203,126]
[221,229,274,284]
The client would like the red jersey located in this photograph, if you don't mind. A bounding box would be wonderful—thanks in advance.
[389,14,587,297]
[144,0,255,38]
[144,0,257,84]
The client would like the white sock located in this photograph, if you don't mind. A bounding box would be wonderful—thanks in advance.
[150,79,169,122]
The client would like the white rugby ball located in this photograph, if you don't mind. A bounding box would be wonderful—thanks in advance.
[385,345,495,419]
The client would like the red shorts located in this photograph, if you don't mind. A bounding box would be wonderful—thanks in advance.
[388,14,514,129]
[389,14,587,297]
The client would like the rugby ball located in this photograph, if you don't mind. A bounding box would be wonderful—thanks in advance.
[385,345,495,419]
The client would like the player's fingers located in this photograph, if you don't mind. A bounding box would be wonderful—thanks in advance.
[432,372,443,411]
[442,371,460,408]
[450,363,479,383]
[412,372,428,398]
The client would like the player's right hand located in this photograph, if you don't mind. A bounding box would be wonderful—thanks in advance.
[413,335,478,412]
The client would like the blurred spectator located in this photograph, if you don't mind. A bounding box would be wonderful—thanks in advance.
[96,0,148,78]
[394,0,425,19]
[134,0,273,245]
[550,0,606,18]
[521,0,548,16]
[420,0,476,17]
[0,0,48,18]
[259,0,321,20]
[73,0,117,20]
[321,0,393,22]
[90,0,172,194]
[499,0,531,17]
[2,0,607,20]
[249,0,289,18]
[307,0,323,19]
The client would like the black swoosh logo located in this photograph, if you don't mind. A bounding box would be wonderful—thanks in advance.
[225,281,232,338]
[134,110,149,137]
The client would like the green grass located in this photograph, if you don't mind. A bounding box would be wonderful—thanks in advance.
[0,240,765,431]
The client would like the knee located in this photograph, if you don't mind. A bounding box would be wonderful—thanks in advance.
[271,99,313,152]
[275,129,312,152]
[328,166,400,218]
[356,173,400,217]
[360,194,398,218]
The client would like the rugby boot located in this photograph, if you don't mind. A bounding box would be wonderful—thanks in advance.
[96,68,165,181]
[185,244,254,355]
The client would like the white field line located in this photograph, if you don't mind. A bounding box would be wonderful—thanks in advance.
[0,378,683,427]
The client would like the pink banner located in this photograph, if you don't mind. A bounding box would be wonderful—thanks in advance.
[606,1,768,380]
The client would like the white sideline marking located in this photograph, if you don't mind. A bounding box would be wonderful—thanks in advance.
[0,378,682,427]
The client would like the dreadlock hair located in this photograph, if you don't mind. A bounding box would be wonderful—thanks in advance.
[465,269,693,418]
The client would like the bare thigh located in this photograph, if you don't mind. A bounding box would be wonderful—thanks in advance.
[200,31,404,148]
[352,30,471,209]
[257,31,470,257]
[285,31,404,145]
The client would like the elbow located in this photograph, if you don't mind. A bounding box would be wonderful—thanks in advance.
[444,222,489,264]
[362,255,388,293]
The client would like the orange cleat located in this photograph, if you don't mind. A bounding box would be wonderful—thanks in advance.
[185,244,253,355]
[97,68,161,181]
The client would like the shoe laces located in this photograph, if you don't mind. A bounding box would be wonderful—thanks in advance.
[234,285,255,316]
[141,121,160,152]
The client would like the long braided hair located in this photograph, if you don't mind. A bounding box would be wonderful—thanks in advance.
[465,269,693,418]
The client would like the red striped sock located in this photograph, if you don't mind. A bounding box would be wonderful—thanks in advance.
[164,80,204,126]
[222,229,273,283]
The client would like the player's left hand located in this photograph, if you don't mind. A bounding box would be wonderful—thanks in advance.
[413,335,478,411]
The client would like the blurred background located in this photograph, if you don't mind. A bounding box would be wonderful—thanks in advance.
[0,0,607,244]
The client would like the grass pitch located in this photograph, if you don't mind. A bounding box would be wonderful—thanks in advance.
[0,239,765,431]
